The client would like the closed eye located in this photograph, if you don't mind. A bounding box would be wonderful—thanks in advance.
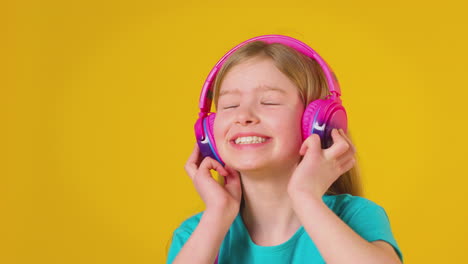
[223,105,239,109]
[261,102,280,105]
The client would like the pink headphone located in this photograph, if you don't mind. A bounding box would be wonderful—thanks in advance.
[194,34,347,166]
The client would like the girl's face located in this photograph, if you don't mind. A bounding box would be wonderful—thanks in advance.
[213,56,305,173]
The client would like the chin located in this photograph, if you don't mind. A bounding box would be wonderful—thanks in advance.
[225,156,285,173]
[226,161,260,172]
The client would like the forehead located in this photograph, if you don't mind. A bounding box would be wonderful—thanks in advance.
[218,57,298,97]
[219,85,287,97]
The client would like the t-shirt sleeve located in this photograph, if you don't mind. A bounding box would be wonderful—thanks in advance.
[346,199,404,263]
[166,226,193,264]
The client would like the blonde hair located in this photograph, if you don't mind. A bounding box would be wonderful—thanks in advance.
[212,40,363,196]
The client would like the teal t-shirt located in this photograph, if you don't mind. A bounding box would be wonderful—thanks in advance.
[167,194,403,263]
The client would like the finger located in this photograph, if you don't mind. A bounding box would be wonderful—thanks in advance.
[188,142,202,165]
[324,129,350,160]
[224,168,242,201]
[339,157,356,174]
[185,143,202,178]
[223,165,235,184]
[339,129,356,154]
[198,157,229,179]
[224,165,239,183]
[300,133,321,156]
[337,149,355,165]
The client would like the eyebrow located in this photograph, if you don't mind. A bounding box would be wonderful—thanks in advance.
[218,85,287,97]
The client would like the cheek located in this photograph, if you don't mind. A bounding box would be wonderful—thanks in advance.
[213,116,230,160]
[213,116,224,144]
[280,108,303,128]
[279,110,304,143]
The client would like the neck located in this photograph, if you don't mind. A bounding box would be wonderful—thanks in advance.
[239,163,302,246]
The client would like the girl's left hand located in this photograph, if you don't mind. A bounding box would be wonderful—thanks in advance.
[287,128,356,201]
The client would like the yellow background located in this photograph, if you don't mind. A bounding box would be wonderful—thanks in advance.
[2,0,467,263]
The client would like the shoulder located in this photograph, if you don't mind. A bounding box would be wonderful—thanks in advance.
[323,194,396,242]
[166,212,204,264]
[323,194,385,220]
[323,193,380,210]
[167,212,204,254]
[323,194,403,262]
[172,211,204,236]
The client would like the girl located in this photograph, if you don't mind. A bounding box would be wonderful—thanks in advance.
[167,35,403,264]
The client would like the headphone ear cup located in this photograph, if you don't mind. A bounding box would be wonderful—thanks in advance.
[302,100,322,141]
[302,99,348,149]
[194,113,224,166]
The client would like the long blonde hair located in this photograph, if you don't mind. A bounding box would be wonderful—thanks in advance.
[212,40,363,196]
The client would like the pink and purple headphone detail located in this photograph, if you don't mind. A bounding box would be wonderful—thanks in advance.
[194,34,348,166]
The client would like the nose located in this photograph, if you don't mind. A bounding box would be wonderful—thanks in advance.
[235,104,259,126]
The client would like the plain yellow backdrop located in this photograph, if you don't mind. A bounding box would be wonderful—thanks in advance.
[2,0,468,263]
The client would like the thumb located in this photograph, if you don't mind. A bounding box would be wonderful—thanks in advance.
[300,133,322,157]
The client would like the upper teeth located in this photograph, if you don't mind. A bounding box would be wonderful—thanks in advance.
[234,136,267,144]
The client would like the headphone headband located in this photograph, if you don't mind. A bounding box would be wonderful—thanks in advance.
[198,35,341,116]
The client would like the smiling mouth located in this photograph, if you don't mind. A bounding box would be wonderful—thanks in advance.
[233,136,269,144]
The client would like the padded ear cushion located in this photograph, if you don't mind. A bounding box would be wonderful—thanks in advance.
[206,113,216,146]
[205,113,223,164]
[301,100,323,140]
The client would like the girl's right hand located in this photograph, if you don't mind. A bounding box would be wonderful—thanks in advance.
[184,143,242,218]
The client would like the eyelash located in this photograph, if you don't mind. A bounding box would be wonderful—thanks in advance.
[223,105,238,109]
[222,102,279,109]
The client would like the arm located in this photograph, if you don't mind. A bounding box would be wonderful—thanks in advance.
[288,129,402,263]
[171,144,242,263]
[291,194,402,264]
[172,210,235,264]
